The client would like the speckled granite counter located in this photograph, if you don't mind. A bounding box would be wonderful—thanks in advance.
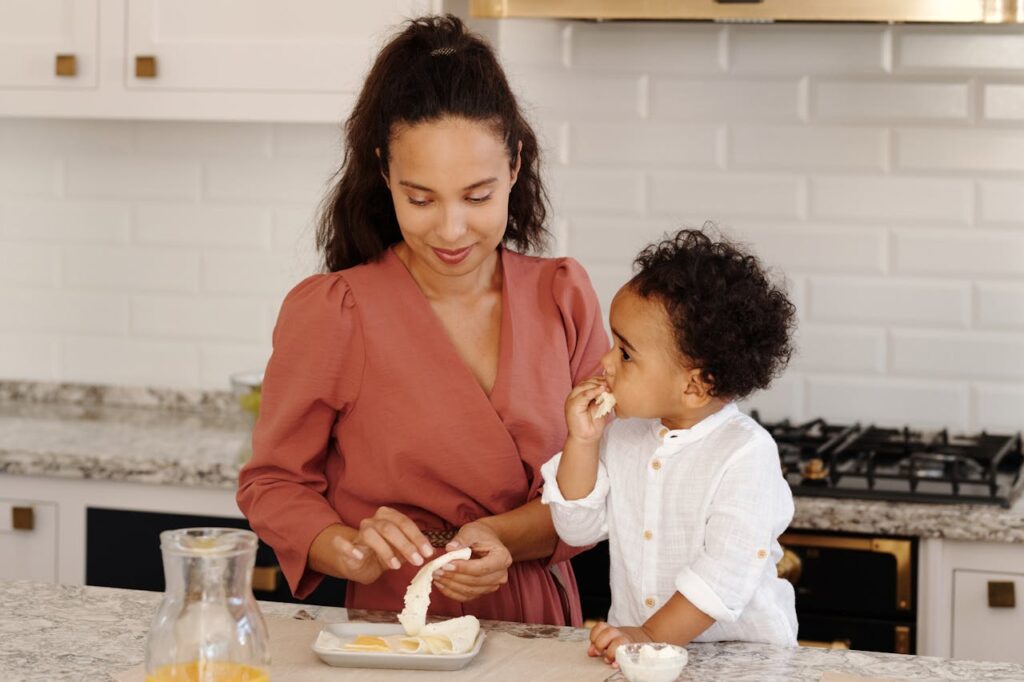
[2,380,1023,542]
[3,580,1024,682]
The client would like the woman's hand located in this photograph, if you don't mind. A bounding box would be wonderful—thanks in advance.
[588,622,653,664]
[431,521,513,602]
[308,524,387,585]
[356,506,436,571]
[565,376,611,444]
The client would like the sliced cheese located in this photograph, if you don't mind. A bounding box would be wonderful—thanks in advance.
[341,635,392,653]
[591,391,617,419]
[421,615,480,654]
[397,546,471,635]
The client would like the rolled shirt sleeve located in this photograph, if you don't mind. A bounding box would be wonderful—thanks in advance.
[674,435,794,623]
[540,453,611,548]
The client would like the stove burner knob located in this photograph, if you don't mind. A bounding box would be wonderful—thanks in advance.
[801,457,829,485]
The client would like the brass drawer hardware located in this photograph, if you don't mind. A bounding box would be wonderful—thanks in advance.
[776,547,803,585]
[55,54,77,77]
[799,639,850,650]
[252,565,279,592]
[12,506,34,531]
[135,55,157,79]
[780,533,913,611]
[894,625,911,654]
[988,581,1016,608]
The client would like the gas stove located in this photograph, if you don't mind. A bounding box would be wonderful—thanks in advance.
[752,414,1024,508]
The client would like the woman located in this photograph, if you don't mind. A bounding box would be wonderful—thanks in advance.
[236,15,608,627]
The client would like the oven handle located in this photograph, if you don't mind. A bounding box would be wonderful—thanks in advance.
[780,533,912,611]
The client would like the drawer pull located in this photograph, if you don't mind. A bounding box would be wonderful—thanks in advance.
[55,54,77,77]
[252,565,279,592]
[135,55,158,79]
[12,506,34,531]
[988,581,1016,608]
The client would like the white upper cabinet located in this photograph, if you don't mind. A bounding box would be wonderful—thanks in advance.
[0,0,98,88]
[0,0,439,122]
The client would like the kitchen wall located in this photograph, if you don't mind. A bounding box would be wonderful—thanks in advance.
[1,20,1022,431]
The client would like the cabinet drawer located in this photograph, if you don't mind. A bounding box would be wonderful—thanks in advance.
[952,569,1024,664]
[0,0,98,89]
[0,499,58,583]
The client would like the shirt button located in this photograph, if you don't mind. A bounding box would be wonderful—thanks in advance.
[658,427,669,438]
[645,597,656,608]
[651,459,662,470]
[643,530,653,540]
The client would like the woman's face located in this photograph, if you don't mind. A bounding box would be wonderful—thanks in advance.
[384,116,520,278]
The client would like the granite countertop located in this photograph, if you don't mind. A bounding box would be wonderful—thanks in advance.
[2,380,1023,542]
[4,580,1024,682]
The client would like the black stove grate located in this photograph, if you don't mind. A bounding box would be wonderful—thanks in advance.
[752,412,1024,508]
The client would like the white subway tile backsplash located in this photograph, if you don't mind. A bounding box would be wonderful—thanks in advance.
[650,78,803,122]
[0,200,130,243]
[65,246,200,294]
[511,71,643,119]
[814,80,969,122]
[976,282,1024,330]
[790,325,886,374]
[494,19,566,69]
[806,376,968,429]
[132,296,266,342]
[983,82,1024,121]
[0,242,59,288]
[731,125,887,170]
[733,223,887,274]
[730,26,888,74]
[567,217,671,265]
[548,168,646,214]
[135,122,272,158]
[584,263,634,312]
[0,156,60,198]
[201,252,299,297]
[894,229,1024,277]
[0,119,133,155]
[979,180,1024,225]
[896,128,1024,172]
[897,28,1024,71]
[0,292,128,335]
[571,23,722,74]
[200,343,272,390]
[135,204,272,249]
[891,330,1024,380]
[741,375,803,423]
[62,336,199,389]
[66,157,200,201]
[270,123,343,160]
[203,159,334,204]
[811,176,973,224]
[649,172,802,219]
[571,122,720,166]
[974,383,1024,431]
[0,334,56,380]
[808,277,970,327]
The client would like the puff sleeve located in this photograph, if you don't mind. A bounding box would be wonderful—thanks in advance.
[236,273,365,598]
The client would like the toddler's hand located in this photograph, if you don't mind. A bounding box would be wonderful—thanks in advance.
[588,622,652,665]
[565,377,611,443]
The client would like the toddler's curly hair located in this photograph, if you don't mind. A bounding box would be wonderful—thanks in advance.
[630,228,796,400]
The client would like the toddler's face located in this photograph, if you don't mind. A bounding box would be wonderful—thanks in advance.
[599,285,691,421]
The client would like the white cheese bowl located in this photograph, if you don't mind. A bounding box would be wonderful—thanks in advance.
[615,642,689,682]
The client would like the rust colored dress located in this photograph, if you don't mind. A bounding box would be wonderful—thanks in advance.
[236,246,608,626]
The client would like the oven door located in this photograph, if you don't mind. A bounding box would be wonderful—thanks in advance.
[781,531,917,654]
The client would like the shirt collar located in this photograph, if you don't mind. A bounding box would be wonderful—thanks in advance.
[651,402,740,448]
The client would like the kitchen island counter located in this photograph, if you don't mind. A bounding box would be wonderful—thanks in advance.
[2,381,1023,543]
[4,580,1024,682]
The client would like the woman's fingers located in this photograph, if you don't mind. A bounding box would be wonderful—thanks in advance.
[376,520,427,567]
[331,533,365,562]
[357,525,402,570]
[377,507,434,560]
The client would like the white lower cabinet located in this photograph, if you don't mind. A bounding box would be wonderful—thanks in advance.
[952,569,1024,664]
[0,498,58,583]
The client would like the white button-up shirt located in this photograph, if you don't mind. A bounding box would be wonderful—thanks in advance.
[541,403,798,647]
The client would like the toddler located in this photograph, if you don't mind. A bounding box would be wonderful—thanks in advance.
[540,229,799,662]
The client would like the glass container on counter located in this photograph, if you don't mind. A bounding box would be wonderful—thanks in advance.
[145,528,270,682]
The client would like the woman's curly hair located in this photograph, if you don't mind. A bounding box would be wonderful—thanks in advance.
[630,228,797,400]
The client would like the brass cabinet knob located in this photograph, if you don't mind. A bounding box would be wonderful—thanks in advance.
[135,55,158,79]
[55,54,77,77]
[252,565,279,592]
[12,506,34,531]
[988,581,1016,608]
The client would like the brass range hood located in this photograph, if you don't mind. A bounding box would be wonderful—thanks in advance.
[470,0,1024,24]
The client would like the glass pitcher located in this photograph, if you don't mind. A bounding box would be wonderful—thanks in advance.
[145,528,270,682]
